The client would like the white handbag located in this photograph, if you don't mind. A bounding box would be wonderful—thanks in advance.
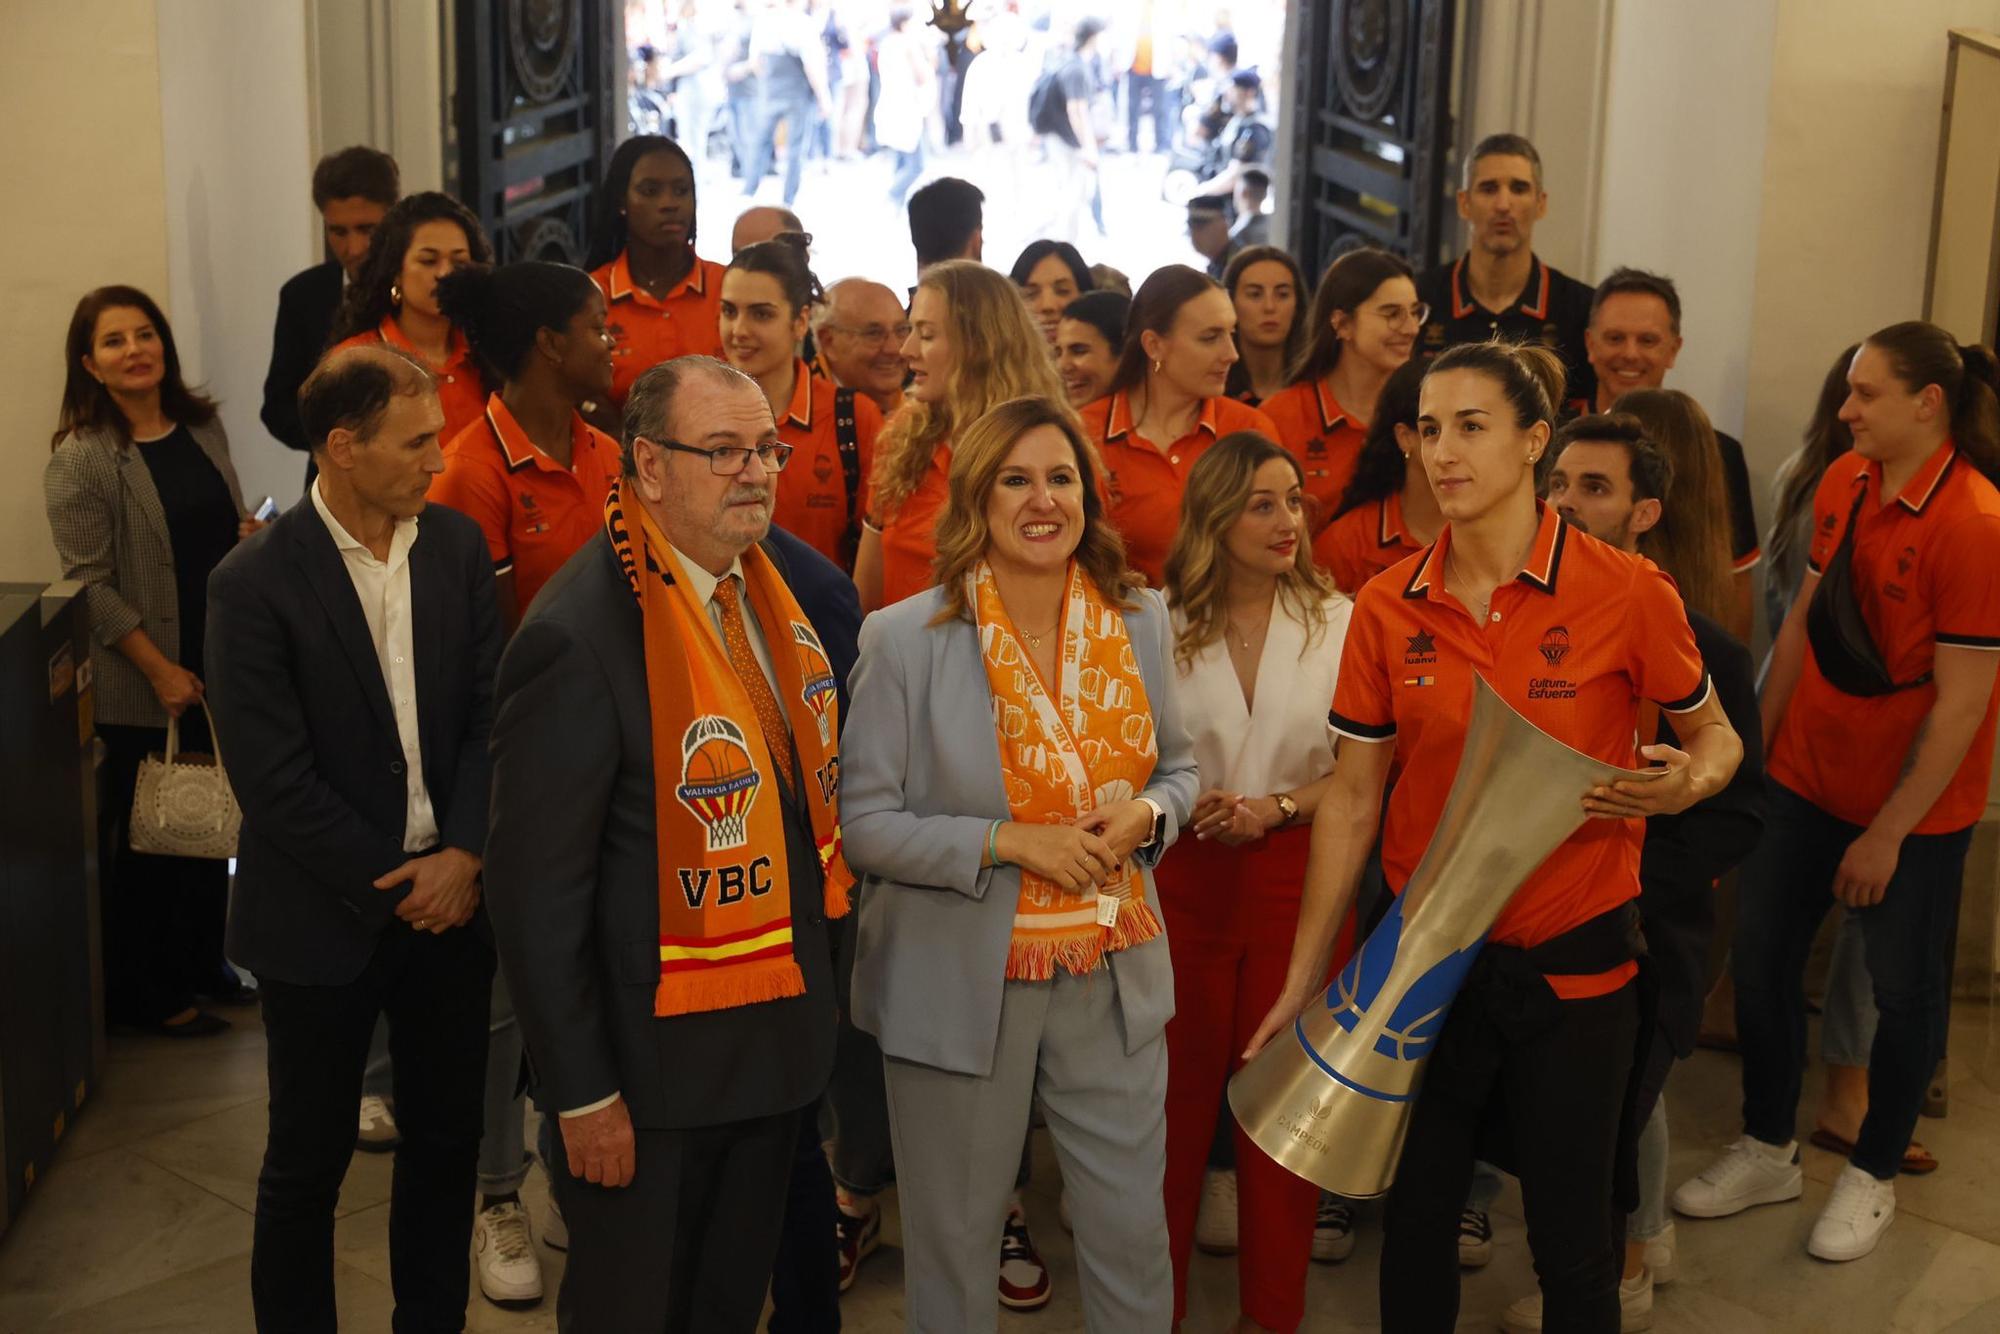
[129,710,241,859]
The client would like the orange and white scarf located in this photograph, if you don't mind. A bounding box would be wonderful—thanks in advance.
[970,560,1163,979]
[605,484,853,1017]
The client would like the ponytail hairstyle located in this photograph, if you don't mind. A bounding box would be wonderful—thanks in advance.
[726,230,824,318]
[1610,388,1737,626]
[586,134,698,270]
[1423,338,1566,432]
[1287,247,1416,387]
[434,261,601,386]
[1766,342,1857,588]
[329,191,493,346]
[1333,357,1427,517]
[1863,320,2000,483]
[1108,264,1221,396]
[1221,244,1309,400]
[53,285,218,449]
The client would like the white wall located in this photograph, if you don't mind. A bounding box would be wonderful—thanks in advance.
[1591,0,1779,437]
[0,1,170,583]
[1742,0,2000,493]
[156,0,318,514]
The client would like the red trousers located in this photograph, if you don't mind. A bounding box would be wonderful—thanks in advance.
[1157,826,1356,1332]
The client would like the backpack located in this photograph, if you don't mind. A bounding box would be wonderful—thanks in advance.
[1029,67,1076,141]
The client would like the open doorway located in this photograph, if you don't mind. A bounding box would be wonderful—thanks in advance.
[622,0,1287,293]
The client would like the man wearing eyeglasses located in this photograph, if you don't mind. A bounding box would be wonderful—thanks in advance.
[1415,132,1597,408]
[485,355,859,1330]
[813,277,911,418]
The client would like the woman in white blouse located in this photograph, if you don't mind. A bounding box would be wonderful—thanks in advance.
[1157,431,1353,1334]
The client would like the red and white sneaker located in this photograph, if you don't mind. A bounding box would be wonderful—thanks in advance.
[998,1198,1052,1311]
[836,1201,882,1293]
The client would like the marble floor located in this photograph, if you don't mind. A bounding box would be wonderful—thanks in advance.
[4,1005,2000,1332]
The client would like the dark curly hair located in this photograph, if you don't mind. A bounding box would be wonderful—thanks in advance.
[328,191,493,346]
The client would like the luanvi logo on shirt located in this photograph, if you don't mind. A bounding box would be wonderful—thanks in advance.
[1404,629,1437,664]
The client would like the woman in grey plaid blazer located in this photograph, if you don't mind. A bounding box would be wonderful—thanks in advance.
[44,286,257,1037]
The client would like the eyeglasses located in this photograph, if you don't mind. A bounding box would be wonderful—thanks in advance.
[1375,302,1432,329]
[826,322,913,347]
[638,436,794,475]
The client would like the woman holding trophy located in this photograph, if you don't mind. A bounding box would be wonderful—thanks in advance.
[1244,340,1742,1332]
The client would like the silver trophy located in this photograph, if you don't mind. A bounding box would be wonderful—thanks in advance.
[1229,674,1660,1198]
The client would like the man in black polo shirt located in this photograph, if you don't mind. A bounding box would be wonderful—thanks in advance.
[1417,132,1595,405]
[1584,266,1761,638]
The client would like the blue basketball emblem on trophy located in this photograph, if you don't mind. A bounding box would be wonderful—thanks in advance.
[1325,897,1481,1064]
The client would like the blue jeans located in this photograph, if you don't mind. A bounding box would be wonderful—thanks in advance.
[747,88,819,205]
[888,144,924,205]
[1734,781,1969,1180]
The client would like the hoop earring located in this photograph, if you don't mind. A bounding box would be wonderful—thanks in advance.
[389,283,402,308]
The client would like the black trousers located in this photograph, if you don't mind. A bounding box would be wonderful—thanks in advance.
[252,923,493,1333]
[768,1101,842,1332]
[1382,981,1639,1334]
[551,1107,801,1333]
[98,717,232,1024]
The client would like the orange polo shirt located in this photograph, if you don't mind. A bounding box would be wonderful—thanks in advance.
[330,316,488,448]
[1330,503,1709,998]
[1769,442,2000,833]
[877,439,952,608]
[591,248,727,407]
[770,360,884,570]
[1315,490,1427,595]
[1260,377,1367,536]
[1081,390,1280,586]
[432,395,621,617]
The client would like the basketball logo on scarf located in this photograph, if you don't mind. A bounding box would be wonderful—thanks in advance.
[791,621,839,745]
[676,715,761,851]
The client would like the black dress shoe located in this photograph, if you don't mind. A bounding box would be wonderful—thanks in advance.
[153,1011,232,1038]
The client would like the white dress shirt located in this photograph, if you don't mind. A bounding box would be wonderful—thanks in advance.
[1172,589,1352,798]
[311,480,439,852]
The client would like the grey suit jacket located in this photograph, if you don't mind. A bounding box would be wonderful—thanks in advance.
[43,421,245,727]
[841,584,1199,1078]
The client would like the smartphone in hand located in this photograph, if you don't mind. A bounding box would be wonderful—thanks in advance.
[254,496,279,522]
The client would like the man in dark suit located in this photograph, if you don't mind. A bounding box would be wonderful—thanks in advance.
[486,357,841,1331]
[207,345,502,1333]
[261,147,400,463]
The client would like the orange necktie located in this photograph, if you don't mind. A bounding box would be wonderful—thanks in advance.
[713,577,796,794]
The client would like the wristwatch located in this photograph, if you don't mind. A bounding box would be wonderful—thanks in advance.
[1272,792,1300,828]
[1138,796,1167,851]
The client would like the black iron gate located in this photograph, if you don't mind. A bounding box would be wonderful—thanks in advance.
[1285,0,1456,277]
[454,0,624,265]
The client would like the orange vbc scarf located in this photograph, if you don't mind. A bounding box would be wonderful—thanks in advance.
[605,484,853,1017]
[971,560,1163,979]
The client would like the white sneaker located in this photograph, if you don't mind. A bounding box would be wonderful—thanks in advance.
[1311,1193,1355,1263]
[474,1201,545,1305]
[541,1194,568,1252]
[1640,1222,1676,1284]
[356,1095,399,1153]
[1499,1266,1653,1332]
[1807,1164,1895,1262]
[1194,1169,1239,1254]
[1672,1135,1802,1219]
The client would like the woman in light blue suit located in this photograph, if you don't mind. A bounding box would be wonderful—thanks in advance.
[842,395,1200,1332]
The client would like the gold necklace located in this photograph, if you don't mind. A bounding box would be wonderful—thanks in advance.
[1019,621,1060,649]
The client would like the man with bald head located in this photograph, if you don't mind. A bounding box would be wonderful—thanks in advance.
[813,277,909,416]
[733,204,806,254]
[208,345,503,1332]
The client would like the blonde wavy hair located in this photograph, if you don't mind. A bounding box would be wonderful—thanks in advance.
[1164,432,1335,669]
[869,260,1075,520]
[928,396,1140,624]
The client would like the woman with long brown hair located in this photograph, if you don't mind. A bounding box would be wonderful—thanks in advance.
[44,286,259,1036]
[1158,432,1351,1334]
[328,191,495,446]
[1078,264,1278,585]
[1261,248,1422,535]
[1222,245,1308,405]
[854,260,1073,611]
[1766,344,1860,634]
[842,395,1198,1330]
[1611,388,1737,630]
